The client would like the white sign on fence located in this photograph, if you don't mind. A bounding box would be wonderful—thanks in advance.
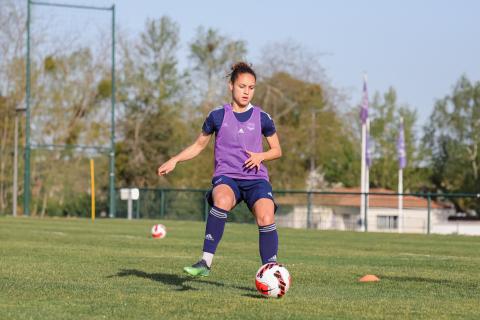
[120,188,139,219]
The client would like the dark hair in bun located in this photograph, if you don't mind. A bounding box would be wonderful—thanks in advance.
[228,62,256,83]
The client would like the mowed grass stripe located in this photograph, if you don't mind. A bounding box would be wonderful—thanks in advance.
[0,216,479,319]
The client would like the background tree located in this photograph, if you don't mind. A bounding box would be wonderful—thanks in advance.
[253,41,358,190]
[116,17,189,188]
[29,48,112,216]
[254,71,358,189]
[423,75,480,215]
[368,87,428,191]
[0,0,27,214]
[189,27,247,112]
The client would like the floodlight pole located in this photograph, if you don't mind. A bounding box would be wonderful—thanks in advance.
[13,111,18,216]
[23,0,32,216]
[310,106,316,172]
[109,4,116,218]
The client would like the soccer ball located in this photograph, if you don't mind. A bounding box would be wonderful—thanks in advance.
[151,224,167,239]
[255,262,291,298]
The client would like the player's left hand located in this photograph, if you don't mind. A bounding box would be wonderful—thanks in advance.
[244,150,264,171]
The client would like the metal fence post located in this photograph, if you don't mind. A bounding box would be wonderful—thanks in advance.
[427,193,431,234]
[307,192,312,229]
[160,189,165,218]
[364,192,368,232]
[108,4,116,219]
[136,195,140,219]
[204,197,209,222]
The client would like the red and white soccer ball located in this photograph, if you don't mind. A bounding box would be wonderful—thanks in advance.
[151,224,167,239]
[255,262,291,298]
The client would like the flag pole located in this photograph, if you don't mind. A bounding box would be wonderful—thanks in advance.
[360,123,366,232]
[397,116,405,233]
[359,73,368,232]
[398,167,403,232]
[365,119,370,219]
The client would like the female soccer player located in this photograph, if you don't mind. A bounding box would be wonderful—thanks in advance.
[157,62,282,277]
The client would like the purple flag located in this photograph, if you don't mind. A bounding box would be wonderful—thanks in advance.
[397,120,407,169]
[359,77,368,124]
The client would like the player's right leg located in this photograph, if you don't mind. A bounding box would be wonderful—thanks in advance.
[184,177,239,277]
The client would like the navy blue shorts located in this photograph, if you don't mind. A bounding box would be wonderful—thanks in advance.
[206,175,278,213]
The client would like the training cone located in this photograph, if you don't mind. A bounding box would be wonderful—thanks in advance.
[359,274,380,282]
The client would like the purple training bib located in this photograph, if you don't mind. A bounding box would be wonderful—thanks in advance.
[213,104,269,181]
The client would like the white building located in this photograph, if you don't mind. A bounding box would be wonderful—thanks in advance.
[275,188,480,235]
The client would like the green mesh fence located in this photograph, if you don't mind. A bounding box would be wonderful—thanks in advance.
[25,1,115,216]
[114,188,480,235]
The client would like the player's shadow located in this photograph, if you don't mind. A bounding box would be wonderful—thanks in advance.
[109,269,255,293]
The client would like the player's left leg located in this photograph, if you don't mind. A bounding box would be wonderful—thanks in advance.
[252,198,278,265]
[184,176,240,277]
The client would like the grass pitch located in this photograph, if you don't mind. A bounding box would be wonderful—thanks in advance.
[1,217,479,319]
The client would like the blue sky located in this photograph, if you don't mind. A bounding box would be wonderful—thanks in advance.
[35,0,480,127]
[116,0,480,126]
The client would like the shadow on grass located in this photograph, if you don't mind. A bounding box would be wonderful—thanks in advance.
[109,269,256,293]
[379,275,453,285]
[379,275,480,291]
[242,293,267,299]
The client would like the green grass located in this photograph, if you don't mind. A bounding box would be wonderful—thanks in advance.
[1,217,479,319]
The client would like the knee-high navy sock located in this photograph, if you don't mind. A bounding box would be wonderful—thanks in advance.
[258,223,278,264]
[202,206,228,259]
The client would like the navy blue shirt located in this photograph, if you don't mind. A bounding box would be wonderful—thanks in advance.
[202,105,276,137]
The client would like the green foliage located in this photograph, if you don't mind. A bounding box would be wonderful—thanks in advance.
[189,27,247,82]
[423,75,480,214]
[116,16,190,188]
[255,72,359,189]
[28,149,109,217]
[34,47,112,147]
[43,55,56,72]
[369,87,429,191]
[189,27,247,111]
[96,78,112,99]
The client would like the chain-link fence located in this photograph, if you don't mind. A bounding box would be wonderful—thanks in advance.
[114,188,480,235]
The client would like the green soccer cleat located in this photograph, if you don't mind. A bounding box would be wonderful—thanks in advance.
[183,259,211,277]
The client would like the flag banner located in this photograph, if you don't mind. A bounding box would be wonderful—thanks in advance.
[360,77,368,124]
[397,120,407,169]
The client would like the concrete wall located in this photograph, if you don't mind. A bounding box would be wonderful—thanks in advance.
[432,221,480,236]
[276,205,457,234]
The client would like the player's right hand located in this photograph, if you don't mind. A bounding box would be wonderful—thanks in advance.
[157,159,177,176]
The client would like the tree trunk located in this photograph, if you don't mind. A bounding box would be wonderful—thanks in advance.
[40,190,47,218]
[466,144,478,180]
[0,115,10,211]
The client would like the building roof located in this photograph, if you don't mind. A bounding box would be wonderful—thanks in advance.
[276,187,449,209]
